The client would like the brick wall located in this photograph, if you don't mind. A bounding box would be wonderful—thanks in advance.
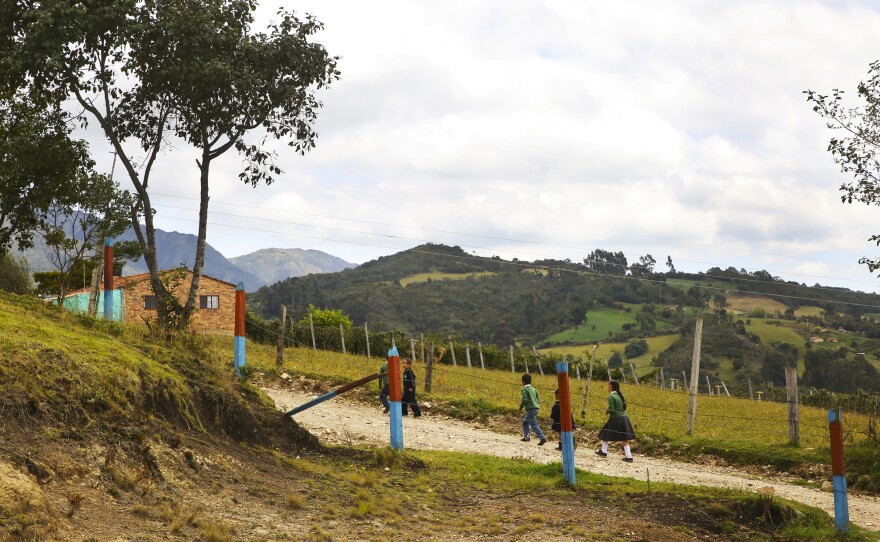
[116,271,237,335]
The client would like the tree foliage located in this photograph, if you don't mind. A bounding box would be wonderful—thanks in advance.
[1,0,339,329]
[806,60,880,273]
[300,304,352,329]
[0,252,32,293]
[0,92,93,254]
[583,249,628,276]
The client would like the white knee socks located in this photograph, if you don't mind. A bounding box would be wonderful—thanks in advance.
[624,444,632,458]
[601,441,608,453]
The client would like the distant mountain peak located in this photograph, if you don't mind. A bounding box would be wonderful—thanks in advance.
[229,247,355,288]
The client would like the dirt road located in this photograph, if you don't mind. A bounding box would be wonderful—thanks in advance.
[264,385,880,531]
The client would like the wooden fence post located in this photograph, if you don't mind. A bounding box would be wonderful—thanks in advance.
[748,378,754,400]
[687,317,703,436]
[478,342,485,370]
[388,346,403,450]
[524,353,529,374]
[581,343,599,418]
[425,342,434,393]
[682,370,688,391]
[828,408,850,533]
[409,337,416,362]
[234,282,246,378]
[574,363,580,379]
[557,362,576,485]
[721,380,731,397]
[365,322,371,359]
[629,362,639,384]
[532,347,544,376]
[786,366,800,446]
[706,374,712,396]
[449,341,457,366]
[660,367,665,389]
[465,346,472,368]
[276,304,287,366]
[340,323,347,354]
[308,312,316,350]
[509,345,515,373]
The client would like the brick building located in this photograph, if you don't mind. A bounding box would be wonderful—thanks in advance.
[62,270,238,335]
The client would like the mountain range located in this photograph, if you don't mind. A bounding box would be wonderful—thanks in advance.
[15,226,355,290]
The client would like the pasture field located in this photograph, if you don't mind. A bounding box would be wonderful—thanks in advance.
[240,341,873,455]
[539,334,680,376]
[665,278,732,291]
[796,306,825,318]
[542,307,637,343]
[399,270,496,286]
[744,318,805,345]
[725,294,790,315]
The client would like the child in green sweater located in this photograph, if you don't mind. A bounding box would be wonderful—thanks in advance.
[518,374,546,445]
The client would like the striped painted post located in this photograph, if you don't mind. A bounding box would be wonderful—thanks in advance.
[388,346,403,450]
[828,408,849,533]
[556,361,576,485]
[103,237,114,321]
[234,282,246,378]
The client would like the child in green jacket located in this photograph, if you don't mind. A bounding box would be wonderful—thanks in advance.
[519,374,547,445]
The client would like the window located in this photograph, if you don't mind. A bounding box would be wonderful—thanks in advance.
[143,295,157,310]
[200,295,220,310]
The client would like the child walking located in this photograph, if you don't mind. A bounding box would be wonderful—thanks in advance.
[378,359,389,414]
[401,359,421,417]
[550,388,576,450]
[596,380,635,462]
[519,374,547,445]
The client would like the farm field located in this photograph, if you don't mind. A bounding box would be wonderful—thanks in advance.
[665,278,732,291]
[399,270,496,286]
[725,293,789,315]
[542,307,637,343]
[744,318,805,345]
[242,341,873,452]
[796,306,825,318]
[539,334,680,376]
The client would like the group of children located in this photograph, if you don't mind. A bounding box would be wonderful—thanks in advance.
[378,358,421,417]
[376,362,635,461]
[520,373,635,461]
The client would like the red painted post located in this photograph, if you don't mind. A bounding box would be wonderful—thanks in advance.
[234,282,246,377]
[828,408,849,533]
[556,361,575,485]
[388,346,403,449]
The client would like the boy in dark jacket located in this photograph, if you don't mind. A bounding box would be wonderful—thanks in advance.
[378,360,389,414]
[402,359,421,417]
[550,389,576,450]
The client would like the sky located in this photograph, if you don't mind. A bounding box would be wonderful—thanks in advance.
[82,1,880,294]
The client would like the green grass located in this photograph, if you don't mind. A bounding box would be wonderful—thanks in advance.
[744,318,805,346]
[796,306,825,318]
[399,271,496,286]
[543,307,638,343]
[539,334,680,375]
[725,294,790,316]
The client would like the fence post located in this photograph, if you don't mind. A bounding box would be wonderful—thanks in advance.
[721,380,731,397]
[629,362,639,385]
[478,342,485,369]
[581,343,598,418]
[409,337,415,362]
[524,353,530,374]
[388,346,403,450]
[424,342,434,393]
[340,323,347,354]
[365,322,371,359]
[660,367,665,389]
[828,408,849,533]
[509,345,515,373]
[748,378,754,400]
[465,346,472,368]
[682,370,688,391]
[276,304,287,366]
[574,363,580,380]
[532,347,544,376]
[686,317,703,436]
[706,374,713,396]
[102,237,115,321]
[557,361,576,486]
[234,282,246,378]
[308,312,316,350]
[449,341,457,366]
[786,366,800,446]
[420,333,425,364]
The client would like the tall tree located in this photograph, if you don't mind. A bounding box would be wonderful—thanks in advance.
[806,60,880,273]
[583,249,628,276]
[0,91,93,255]
[1,0,339,328]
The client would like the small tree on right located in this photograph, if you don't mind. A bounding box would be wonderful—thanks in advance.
[806,60,880,273]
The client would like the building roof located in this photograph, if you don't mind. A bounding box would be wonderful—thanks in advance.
[63,270,237,296]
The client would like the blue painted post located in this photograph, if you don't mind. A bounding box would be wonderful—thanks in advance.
[556,361,576,485]
[103,237,114,321]
[234,282,246,378]
[828,408,849,533]
[388,346,403,450]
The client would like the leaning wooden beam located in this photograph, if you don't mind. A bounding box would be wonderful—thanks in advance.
[284,371,384,417]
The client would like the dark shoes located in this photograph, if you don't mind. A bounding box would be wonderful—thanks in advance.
[622,457,634,463]
[538,439,547,446]
[382,407,390,414]
[595,450,608,457]
[556,443,562,450]
[521,437,531,442]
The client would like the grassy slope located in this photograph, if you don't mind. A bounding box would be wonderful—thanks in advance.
[399,271,497,286]
[0,294,862,540]
[539,334,680,375]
